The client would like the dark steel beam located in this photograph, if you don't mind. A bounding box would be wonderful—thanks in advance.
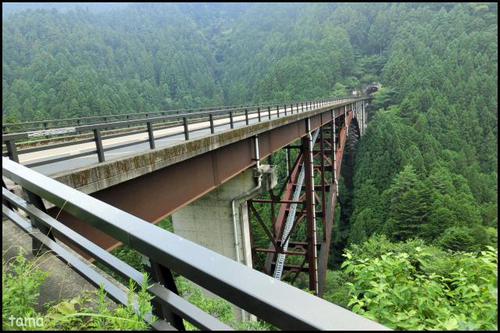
[93,129,105,162]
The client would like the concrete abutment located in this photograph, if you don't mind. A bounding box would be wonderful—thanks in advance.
[171,164,277,321]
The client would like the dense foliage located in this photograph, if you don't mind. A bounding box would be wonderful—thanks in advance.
[337,236,497,330]
[2,251,153,330]
[348,3,497,252]
[2,3,365,122]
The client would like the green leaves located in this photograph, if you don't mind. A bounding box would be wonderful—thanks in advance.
[340,236,498,330]
[2,251,49,329]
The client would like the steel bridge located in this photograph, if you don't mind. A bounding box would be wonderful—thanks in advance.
[2,96,387,330]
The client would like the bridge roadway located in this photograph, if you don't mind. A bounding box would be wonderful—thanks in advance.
[20,100,349,176]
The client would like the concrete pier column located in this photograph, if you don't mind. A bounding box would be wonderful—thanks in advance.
[171,164,276,320]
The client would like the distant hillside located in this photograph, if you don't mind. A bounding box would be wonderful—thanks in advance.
[2,2,128,18]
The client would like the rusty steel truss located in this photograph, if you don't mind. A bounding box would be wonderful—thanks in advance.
[249,106,358,296]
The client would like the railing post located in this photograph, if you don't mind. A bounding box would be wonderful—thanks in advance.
[245,109,249,125]
[276,105,280,118]
[302,102,304,112]
[183,117,189,140]
[284,104,287,116]
[5,140,19,162]
[268,106,271,120]
[146,259,185,330]
[290,104,293,114]
[209,113,215,134]
[147,121,155,149]
[25,190,55,256]
[257,107,261,122]
[93,129,105,162]
[229,111,234,129]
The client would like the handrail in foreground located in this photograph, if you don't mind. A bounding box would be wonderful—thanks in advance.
[1,157,388,330]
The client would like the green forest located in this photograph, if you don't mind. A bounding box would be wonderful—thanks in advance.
[2,3,497,330]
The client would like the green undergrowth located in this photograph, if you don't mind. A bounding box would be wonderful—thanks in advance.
[324,235,498,330]
[2,249,153,330]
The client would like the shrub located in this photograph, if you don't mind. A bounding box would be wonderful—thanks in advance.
[438,226,477,252]
[342,236,497,330]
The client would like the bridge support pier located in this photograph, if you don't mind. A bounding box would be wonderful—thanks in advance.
[172,164,277,320]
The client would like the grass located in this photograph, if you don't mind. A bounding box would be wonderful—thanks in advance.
[2,249,153,330]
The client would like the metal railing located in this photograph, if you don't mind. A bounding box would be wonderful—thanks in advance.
[1,157,388,330]
[2,103,253,134]
[2,96,366,168]
[2,97,349,133]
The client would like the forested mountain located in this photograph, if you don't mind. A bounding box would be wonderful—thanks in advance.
[347,3,497,246]
[2,3,497,330]
[2,3,362,121]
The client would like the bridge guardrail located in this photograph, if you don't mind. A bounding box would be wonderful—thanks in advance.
[2,103,257,134]
[1,157,387,330]
[2,97,369,168]
[2,97,347,133]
